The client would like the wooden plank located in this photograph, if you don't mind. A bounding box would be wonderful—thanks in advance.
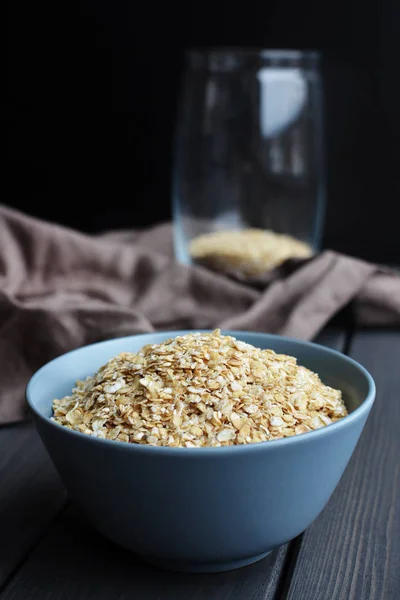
[1,504,290,600]
[0,423,67,589]
[0,327,347,600]
[313,327,347,352]
[286,330,400,600]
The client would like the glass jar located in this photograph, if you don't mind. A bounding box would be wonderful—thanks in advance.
[173,49,325,276]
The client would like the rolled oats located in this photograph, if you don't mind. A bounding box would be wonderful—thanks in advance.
[52,330,347,447]
[189,228,313,277]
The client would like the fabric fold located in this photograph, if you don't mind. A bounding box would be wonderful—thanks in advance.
[1,205,399,424]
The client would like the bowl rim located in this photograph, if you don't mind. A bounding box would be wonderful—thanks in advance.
[26,330,376,456]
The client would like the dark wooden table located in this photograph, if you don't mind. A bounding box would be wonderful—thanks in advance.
[1,327,399,600]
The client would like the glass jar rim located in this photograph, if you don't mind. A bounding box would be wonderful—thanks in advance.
[186,48,320,71]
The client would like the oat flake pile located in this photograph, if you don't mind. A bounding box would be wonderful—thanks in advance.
[189,229,313,277]
[52,330,347,447]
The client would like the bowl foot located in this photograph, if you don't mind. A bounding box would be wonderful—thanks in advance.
[142,550,272,573]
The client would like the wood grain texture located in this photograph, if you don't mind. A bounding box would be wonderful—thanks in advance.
[0,423,67,588]
[287,330,400,600]
[0,328,347,600]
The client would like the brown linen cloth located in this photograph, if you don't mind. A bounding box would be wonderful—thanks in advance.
[1,205,400,424]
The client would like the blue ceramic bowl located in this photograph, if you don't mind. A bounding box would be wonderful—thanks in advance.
[26,331,375,573]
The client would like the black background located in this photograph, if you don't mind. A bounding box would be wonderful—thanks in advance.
[6,1,398,263]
